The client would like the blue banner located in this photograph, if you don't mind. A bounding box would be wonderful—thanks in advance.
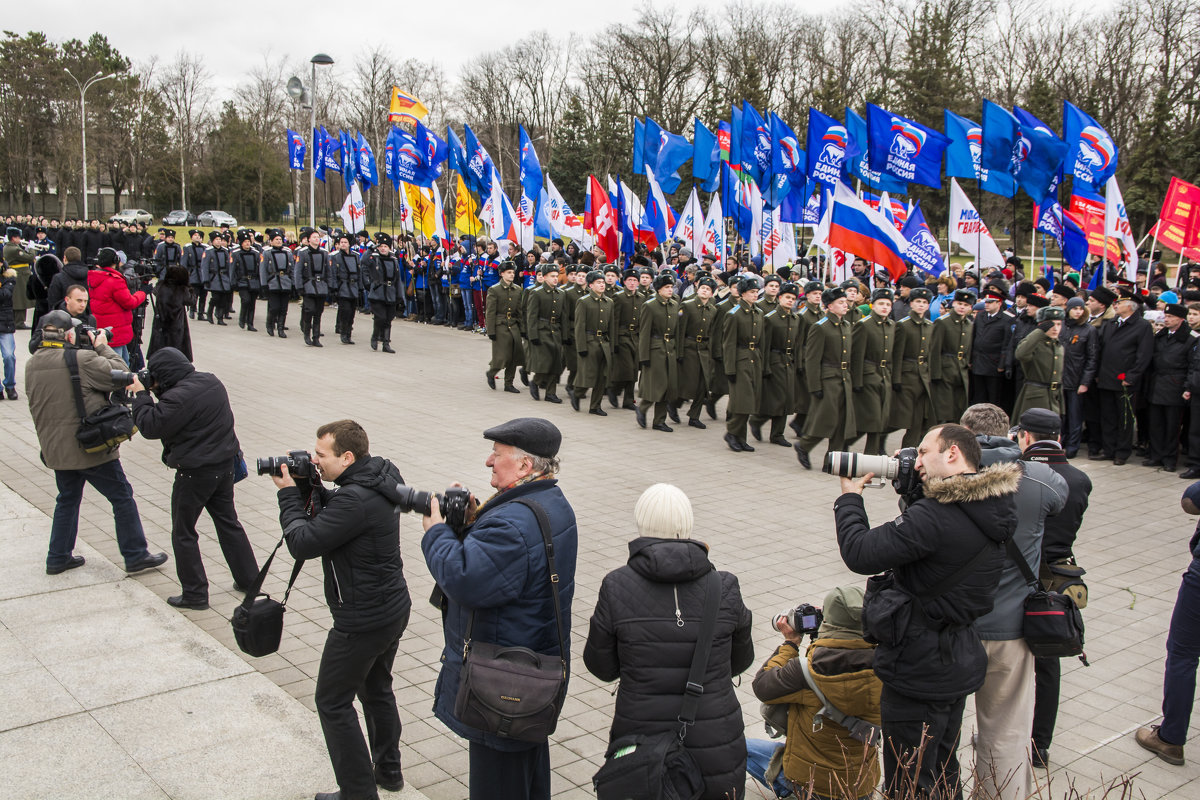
[981,99,1018,176]
[518,124,543,203]
[693,118,718,189]
[767,112,805,209]
[901,202,945,276]
[845,108,906,194]
[447,127,466,175]
[632,118,646,176]
[806,108,847,188]
[866,103,950,189]
[462,124,493,195]
[313,127,325,182]
[340,130,357,192]
[287,129,306,170]
[740,101,771,191]
[356,132,377,189]
[1063,101,1117,191]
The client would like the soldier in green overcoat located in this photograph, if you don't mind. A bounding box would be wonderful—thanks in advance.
[750,281,803,446]
[792,281,825,434]
[849,288,897,455]
[707,277,740,415]
[561,265,587,401]
[1013,306,1066,419]
[889,287,935,447]
[794,287,856,469]
[573,270,616,414]
[635,274,681,431]
[677,276,719,429]
[721,277,765,452]
[524,264,566,403]
[609,270,643,409]
[484,261,524,392]
[930,289,975,423]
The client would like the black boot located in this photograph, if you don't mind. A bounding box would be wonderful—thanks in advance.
[382,337,395,354]
[371,338,378,351]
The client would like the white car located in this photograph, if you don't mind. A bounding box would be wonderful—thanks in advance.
[110,208,153,225]
[198,210,238,228]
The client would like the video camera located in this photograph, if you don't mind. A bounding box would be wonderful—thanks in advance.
[823,447,923,505]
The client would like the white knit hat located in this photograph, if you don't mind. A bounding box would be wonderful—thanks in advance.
[634,483,694,539]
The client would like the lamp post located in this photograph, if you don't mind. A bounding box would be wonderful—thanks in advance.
[308,54,334,230]
[63,68,117,220]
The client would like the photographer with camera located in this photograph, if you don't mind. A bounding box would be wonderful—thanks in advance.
[834,424,1019,798]
[748,585,881,800]
[25,310,168,576]
[270,420,411,800]
[128,347,257,609]
[422,418,577,800]
[86,247,146,365]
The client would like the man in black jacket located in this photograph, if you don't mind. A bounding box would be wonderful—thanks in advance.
[835,423,1019,798]
[130,348,258,610]
[1146,303,1197,471]
[1095,290,1155,464]
[272,419,411,800]
[970,284,1014,406]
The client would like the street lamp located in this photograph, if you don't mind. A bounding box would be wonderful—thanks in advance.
[64,68,117,220]
[308,53,334,230]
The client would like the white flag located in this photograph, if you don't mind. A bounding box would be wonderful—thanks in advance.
[1104,176,1139,282]
[395,183,414,233]
[749,182,764,256]
[811,189,833,250]
[762,206,796,269]
[545,176,570,238]
[339,183,367,235]
[702,195,724,262]
[672,187,704,253]
[516,190,535,250]
[432,183,448,242]
[949,178,1005,270]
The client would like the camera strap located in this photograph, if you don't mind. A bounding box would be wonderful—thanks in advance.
[240,534,305,610]
[798,654,882,746]
[677,570,721,741]
[63,348,90,424]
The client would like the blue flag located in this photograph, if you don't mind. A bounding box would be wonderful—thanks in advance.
[313,128,325,182]
[518,125,543,204]
[321,127,341,176]
[1037,201,1089,271]
[767,112,805,209]
[693,118,719,190]
[383,126,399,185]
[845,108,906,194]
[356,132,378,189]
[1063,101,1117,191]
[447,127,466,175]
[866,103,950,188]
[729,104,742,168]
[740,102,771,191]
[462,124,493,195]
[287,129,306,171]
[981,99,1018,176]
[534,187,552,239]
[339,131,357,192]
[720,161,751,242]
[806,108,848,188]
[416,122,447,181]
[901,202,946,276]
[944,109,1013,197]
[645,119,691,195]
[1010,109,1067,203]
[632,118,646,176]
[392,128,443,188]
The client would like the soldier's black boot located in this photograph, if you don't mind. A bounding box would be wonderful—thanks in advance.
[265,311,275,337]
[277,313,288,338]
[382,335,395,354]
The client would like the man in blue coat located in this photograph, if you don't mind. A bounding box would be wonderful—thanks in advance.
[422,417,578,800]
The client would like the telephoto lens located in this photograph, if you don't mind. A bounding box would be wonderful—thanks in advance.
[822,451,900,480]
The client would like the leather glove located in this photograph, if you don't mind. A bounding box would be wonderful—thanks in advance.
[727,372,737,384]
[1038,320,1056,332]
[578,350,588,357]
[488,334,497,341]
[892,383,902,392]
[813,390,825,400]
[1004,369,1013,380]
[640,360,650,368]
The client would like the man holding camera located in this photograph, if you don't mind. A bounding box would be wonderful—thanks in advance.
[25,311,168,576]
[421,417,577,800]
[129,347,259,610]
[271,420,412,800]
[834,424,1019,798]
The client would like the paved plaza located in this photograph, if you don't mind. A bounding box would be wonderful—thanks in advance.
[3,310,1200,799]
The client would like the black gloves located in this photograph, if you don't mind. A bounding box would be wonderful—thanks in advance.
[893,383,902,392]
[531,338,542,346]
[813,390,825,400]
[853,386,864,393]
[488,334,497,341]
[1038,320,1056,333]
[640,359,650,368]
[727,372,737,384]
[578,350,588,357]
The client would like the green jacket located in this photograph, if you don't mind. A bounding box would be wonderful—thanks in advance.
[574,291,615,387]
[611,289,643,382]
[852,312,895,432]
[888,313,934,432]
[760,307,802,417]
[1013,327,1065,416]
[678,297,718,399]
[802,312,856,440]
[637,295,680,402]
[524,285,566,375]
[721,299,765,415]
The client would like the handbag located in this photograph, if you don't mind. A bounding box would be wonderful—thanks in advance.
[230,534,304,658]
[232,450,248,484]
[592,571,720,800]
[64,347,138,454]
[1007,539,1088,663]
[454,498,568,742]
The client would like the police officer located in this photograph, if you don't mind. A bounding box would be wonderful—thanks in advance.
[971,284,1015,405]
[181,230,207,320]
[200,233,233,325]
[259,231,294,338]
[1145,303,1196,471]
[794,287,856,469]
[609,269,643,409]
[635,273,680,431]
[365,234,402,353]
[1013,306,1066,420]
[931,288,975,423]
[573,269,615,414]
[331,235,361,345]
[297,230,332,347]
[525,263,566,403]
[849,288,897,456]
[231,232,261,332]
[677,275,719,429]
[750,281,802,446]
[485,261,524,392]
[722,277,765,452]
[889,286,935,448]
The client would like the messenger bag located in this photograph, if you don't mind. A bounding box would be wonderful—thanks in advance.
[64,347,137,454]
[230,534,304,658]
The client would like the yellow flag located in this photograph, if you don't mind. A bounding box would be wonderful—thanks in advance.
[405,184,435,238]
[454,174,479,232]
[388,87,429,124]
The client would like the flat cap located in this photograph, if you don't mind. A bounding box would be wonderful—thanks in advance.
[1019,407,1061,436]
[483,417,562,458]
[39,309,81,333]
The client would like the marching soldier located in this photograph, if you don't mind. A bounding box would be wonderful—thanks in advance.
[200,234,233,325]
[722,277,765,452]
[757,274,781,313]
[635,273,680,431]
[1013,306,1066,420]
[849,288,897,456]
[573,269,615,414]
[231,233,260,332]
[331,235,361,344]
[181,230,207,320]
[794,286,856,469]
[840,279,864,323]
[930,288,975,423]
[484,261,524,392]
[889,286,935,448]
[970,284,1015,405]
[637,265,655,299]
[677,276,719,429]
[608,269,644,409]
[561,265,587,404]
[750,281,802,446]
[365,234,402,352]
[525,264,566,402]
[259,231,294,338]
[155,229,183,282]
[706,277,742,419]
[792,280,825,435]
[297,230,332,347]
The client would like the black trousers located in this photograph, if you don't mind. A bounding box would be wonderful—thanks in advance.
[170,469,259,601]
[302,296,327,339]
[970,372,1006,406]
[372,307,396,343]
[880,685,966,800]
[1083,390,1104,455]
[337,298,356,337]
[238,289,257,327]
[1149,403,1185,468]
[315,614,408,799]
[1097,387,1137,460]
[468,740,550,800]
[207,290,232,319]
[1188,398,1200,468]
[190,282,206,314]
[266,291,289,329]
[1032,655,1060,750]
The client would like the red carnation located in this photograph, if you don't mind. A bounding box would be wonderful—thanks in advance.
[1118,372,1126,381]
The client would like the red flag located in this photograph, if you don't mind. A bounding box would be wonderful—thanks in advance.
[1154,177,1200,255]
[1068,193,1120,261]
[588,175,618,262]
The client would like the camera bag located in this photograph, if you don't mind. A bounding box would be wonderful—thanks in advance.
[454,499,569,742]
[1008,539,1087,663]
[64,348,138,454]
[592,571,719,800]
[1041,558,1088,609]
[230,534,304,658]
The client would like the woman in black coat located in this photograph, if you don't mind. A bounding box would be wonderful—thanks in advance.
[148,265,193,361]
[584,484,755,800]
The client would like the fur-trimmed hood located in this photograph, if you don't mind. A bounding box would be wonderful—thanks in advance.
[923,462,1022,504]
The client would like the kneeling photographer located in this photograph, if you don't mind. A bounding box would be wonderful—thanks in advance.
[268,420,411,800]
[748,586,881,800]
[128,347,259,610]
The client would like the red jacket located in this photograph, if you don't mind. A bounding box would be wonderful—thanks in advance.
[87,266,146,347]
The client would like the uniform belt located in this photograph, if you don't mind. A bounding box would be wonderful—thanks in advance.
[941,351,964,360]
[823,361,849,370]
[903,356,926,364]
[1025,381,1060,390]
[628,324,637,331]
[739,342,757,350]
[771,348,794,355]
[586,330,608,338]
[651,334,673,340]
[687,336,705,343]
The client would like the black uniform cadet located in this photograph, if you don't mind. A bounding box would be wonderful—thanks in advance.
[794,286,856,469]
[231,235,260,331]
[1146,303,1196,470]
[524,264,566,402]
[154,230,183,282]
[573,269,615,413]
[181,230,207,319]
[484,262,524,392]
[677,277,719,428]
[297,234,333,347]
[750,281,802,446]
[635,273,680,431]
[259,233,294,337]
[200,234,233,324]
[331,239,361,345]
[722,277,765,452]
[365,234,402,353]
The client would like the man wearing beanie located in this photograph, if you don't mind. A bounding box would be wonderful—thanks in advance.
[1145,303,1197,471]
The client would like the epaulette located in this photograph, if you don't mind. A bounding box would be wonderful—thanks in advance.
[1190,330,1199,339]
[727,306,739,315]
[899,316,911,323]
[765,309,777,318]
[815,317,827,326]
[1001,310,1016,318]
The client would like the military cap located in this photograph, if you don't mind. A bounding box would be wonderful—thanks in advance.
[653,272,675,290]
[1018,408,1061,437]
[763,273,782,287]
[483,417,561,459]
[299,226,315,237]
[603,264,621,276]
[1165,303,1188,318]
[952,289,975,304]
[268,231,284,242]
[187,228,202,238]
[1116,286,1143,303]
[376,233,393,247]
[871,288,894,302]
[822,287,847,306]
[737,276,760,295]
[1050,284,1076,299]
[909,287,932,301]
[585,270,605,284]
[1090,286,1117,306]
[356,229,370,239]
[1036,306,1065,322]
[779,282,800,297]
[162,229,176,238]
[208,231,222,241]
[1034,277,1051,292]
[803,280,825,295]
[1026,294,1050,308]
[38,309,81,335]
[498,260,517,274]
[982,284,1007,302]
[539,263,558,276]
[564,264,578,275]
[35,226,46,234]
[839,278,860,291]
[697,276,717,290]
[640,267,656,278]
[1014,281,1038,299]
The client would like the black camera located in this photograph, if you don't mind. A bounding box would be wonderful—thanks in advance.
[394,484,473,536]
[256,450,315,479]
[78,324,114,343]
[771,603,824,639]
[110,368,153,388]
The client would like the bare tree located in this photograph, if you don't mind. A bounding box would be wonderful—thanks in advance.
[159,51,213,210]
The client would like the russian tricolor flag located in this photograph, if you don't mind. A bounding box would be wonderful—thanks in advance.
[827,181,910,281]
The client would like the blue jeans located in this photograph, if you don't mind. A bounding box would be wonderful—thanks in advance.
[1161,558,1200,745]
[462,289,475,327]
[746,739,792,797]
[49,460,151,570]
[1062,389,1084,455]
[0,332,14,389]
[111,344,130,365]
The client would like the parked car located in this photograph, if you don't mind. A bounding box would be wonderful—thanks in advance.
[162,209,198,225]
[197,210,237,228]
[110,208,153,225]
